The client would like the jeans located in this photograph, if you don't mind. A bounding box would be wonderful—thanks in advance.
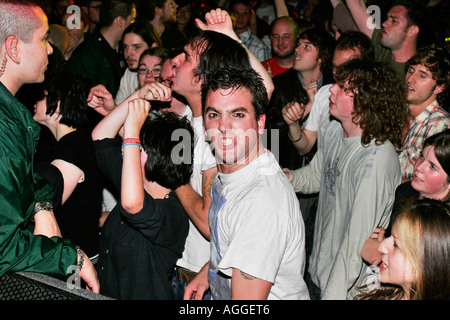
[170,270,211,300]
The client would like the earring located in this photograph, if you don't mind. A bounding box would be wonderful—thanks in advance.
[0,56,6,78]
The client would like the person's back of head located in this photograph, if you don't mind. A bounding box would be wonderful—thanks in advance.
[45,72,90,129]
[188,30,252,80]
[140,111,194,190]
[99,0,134,28]
[335,31,374,62]
[298,27,336,78]
[334,59,408,148]
[406,43,450,107]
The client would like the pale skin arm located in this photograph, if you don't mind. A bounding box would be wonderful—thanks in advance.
[50,160,84,205]
[184,262,210,300]
[33,208,62,238]
[195,8,275,99]
[120,99,150,214]
[231,269,272,300]
[87,84,116,116]
[175,166,217,239]
[344,0,374,38]
[183,264,272,300]
[274,0,289,17]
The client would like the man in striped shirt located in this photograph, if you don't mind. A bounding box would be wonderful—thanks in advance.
[398,44,450,181]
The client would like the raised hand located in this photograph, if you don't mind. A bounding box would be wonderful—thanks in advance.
[87,84,115,115]
[282,101,306,125]
[195,8,238,41]
[137,82,172,102]
[123,99,151,139]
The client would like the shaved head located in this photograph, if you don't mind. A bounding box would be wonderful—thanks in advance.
[0,0,44,45]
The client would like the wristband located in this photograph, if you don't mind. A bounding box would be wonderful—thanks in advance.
[122,138,141,145]
[121,141,142,158]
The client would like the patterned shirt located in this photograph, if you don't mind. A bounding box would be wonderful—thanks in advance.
[238,29,271,62]
[398,100,450,179]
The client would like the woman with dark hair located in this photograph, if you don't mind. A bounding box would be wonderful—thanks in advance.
[33,73,104,260]
[356,199,449,300]
[115,20,162,104]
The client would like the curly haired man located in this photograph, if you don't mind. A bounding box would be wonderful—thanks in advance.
[284,59,408,300]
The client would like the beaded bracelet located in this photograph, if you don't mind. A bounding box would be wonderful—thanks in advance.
[75,246,84,275]
[288,130,303,143]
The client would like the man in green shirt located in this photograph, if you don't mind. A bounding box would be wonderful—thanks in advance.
[0,0,98,292]
[333,0,430,80]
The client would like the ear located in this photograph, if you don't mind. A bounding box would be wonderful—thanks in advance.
[4,35,21,64]
[114,16,125,28]
[257,114,266,135]
[434,84,445,96]
[407,25,419,38]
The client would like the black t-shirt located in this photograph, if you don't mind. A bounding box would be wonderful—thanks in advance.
[51,129,104,257]
[93,137,189,300]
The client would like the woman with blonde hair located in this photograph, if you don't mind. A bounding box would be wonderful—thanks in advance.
[357,199,449,300]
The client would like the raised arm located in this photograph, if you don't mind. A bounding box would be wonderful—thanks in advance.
[91,82,171,141]
[195,8,274,99]
[120,99,150,214]
[274,0,289,17]
[344,0,374,38]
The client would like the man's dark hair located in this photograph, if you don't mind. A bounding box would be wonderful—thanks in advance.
[335,31,374,61]
[201,67,268,121]
[188,30,252,80]
[140,111,194,190]
[99,0,134,28]
[298,27,336,78]
[45,73,90,129]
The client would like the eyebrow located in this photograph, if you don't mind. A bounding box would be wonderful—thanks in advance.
[205,106,250,114]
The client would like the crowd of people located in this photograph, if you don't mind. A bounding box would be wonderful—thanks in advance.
[0,0,449,301]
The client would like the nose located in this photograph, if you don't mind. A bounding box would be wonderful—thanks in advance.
[218,114,232,133]
[414,156,426,172]
[172,53,184,67]
[329,83,338,94]
[47,42,53,55]
[377,237,390,255]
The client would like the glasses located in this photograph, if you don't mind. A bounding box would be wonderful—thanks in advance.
[138,67,162,77]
